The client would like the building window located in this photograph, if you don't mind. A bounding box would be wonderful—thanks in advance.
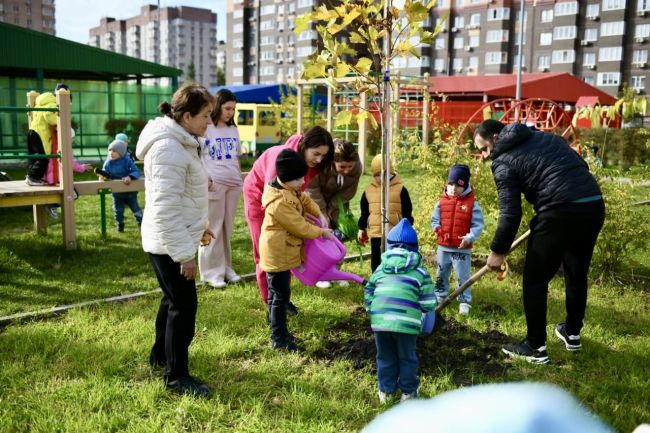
[597,72,620,86]
[434,58,445,72]
[540,32,552,45]
[598,46,623,61]
[435,37,445,49]
[553,26,577,40]
[233,67,243,77]
[452,58,464,72]
[485,51,507,64]
[538,55,551,69]
[233,9,243,19]
[602,0,626,11]
[261,50,275,61]
[261,66,275,76]
[541,9,553,23]
[551,49,575,63]
[584,76,595,85]
[454,37,464,49]
[420,55,430,67]
[600,21,625,36]
[586,4,600,18]
[639,0,650,11]
[469,35,480,47]
[261,4,275,15]
[583,52,596,66]
[233,53,243,62]
[554,2,578,16]
[636,24,650,38]
[486,30,508,43]
[233,38,243,48]
[631,75,646,89]
[469,13,480,27]
[453,16,465,29]
[296,46,314,56]
[297,0,314,8]
[261,36,274,46]
[261,20,274,31]
[298,30,316,41]
[469,56,479,67]
[233,23,243,33]
[633,49,648,63]
[487,8,510,21]
[584,28,598,42]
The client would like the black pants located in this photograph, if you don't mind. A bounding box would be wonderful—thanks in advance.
[371,238,382,273]
[523,200,605,347]
[149,253,198,380]
[26,130,48,181]
[267,270,291,344]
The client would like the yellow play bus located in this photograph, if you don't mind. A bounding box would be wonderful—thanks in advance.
[235,103,282,155]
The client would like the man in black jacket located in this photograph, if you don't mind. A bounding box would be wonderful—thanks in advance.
[474,120,605,364]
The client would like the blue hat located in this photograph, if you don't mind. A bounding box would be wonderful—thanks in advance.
[115,133,128,142]
[448,164,471,188]
[387,218,418,247]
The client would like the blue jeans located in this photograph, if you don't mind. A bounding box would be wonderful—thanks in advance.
[374,332,418,395]
[112,192,143,225]
[435,249,472,304]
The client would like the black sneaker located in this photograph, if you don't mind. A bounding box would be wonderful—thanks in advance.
[272,339,304,352]
[117,223,125,232]
[286,301,299,316]
[165,376,212,398]
[555,323,582,351]
[502,339,550,364]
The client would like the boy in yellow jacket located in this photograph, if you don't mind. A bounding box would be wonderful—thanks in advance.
[259,149,333,351]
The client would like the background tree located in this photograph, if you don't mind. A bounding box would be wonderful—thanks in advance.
[185,61,196,82]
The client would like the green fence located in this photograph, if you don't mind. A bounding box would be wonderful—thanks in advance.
[0,77,173,158]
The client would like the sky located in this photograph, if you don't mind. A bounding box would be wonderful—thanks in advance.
[56,0,227,44]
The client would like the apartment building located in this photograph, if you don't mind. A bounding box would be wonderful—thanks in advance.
[89,5,217,86]
[0,0,55,35]
[227,0,649,97]
[226,0,321,85]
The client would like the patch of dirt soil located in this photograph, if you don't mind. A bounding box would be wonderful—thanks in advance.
[312,307,510,385]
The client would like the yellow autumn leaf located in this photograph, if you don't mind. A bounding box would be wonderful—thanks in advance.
[355,57,373,75]
[294,13,311,35]
[349,32,365,44]
[303,62,327,79]
[395,40,414,57]
[335,62,351,78]
[342,9,361,26]
[335,110,354,127]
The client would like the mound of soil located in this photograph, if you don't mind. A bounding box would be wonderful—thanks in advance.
[312,306,510,385]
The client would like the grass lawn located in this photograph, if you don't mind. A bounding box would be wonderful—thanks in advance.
[1,163,649,432]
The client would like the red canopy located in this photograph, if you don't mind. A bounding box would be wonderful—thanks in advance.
[427,73,617,106]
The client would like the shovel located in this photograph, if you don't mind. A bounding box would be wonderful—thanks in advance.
[421,230,531,335]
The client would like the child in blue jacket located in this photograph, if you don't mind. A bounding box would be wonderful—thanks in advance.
[101,140,143,232]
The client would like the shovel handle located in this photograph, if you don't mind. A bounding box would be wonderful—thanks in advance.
[434,230,531,313]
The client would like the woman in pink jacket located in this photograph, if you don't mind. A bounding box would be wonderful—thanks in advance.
[243,125,334,311]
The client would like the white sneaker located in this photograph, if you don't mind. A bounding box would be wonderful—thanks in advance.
[337,280,350,287]
[315,281,332,289]
[400,391,418,402]
[207,280,227,289]
[459,303,471,315]
[378,390,391,404]
[227,274,242,284]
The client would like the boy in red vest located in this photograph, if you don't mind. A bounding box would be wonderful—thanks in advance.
[431,164,485,315]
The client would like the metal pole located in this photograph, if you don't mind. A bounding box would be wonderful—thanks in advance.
[515,0,525,101]
[381,0,392,252]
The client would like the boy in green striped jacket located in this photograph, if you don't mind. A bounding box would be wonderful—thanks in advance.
[364,218,436,403]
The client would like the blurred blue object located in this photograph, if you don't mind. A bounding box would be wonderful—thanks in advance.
[363,382,614,433]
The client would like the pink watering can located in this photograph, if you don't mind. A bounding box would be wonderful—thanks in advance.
[291,231,366,286]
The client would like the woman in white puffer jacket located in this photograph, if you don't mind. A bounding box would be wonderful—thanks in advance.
[136,82,214,398]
